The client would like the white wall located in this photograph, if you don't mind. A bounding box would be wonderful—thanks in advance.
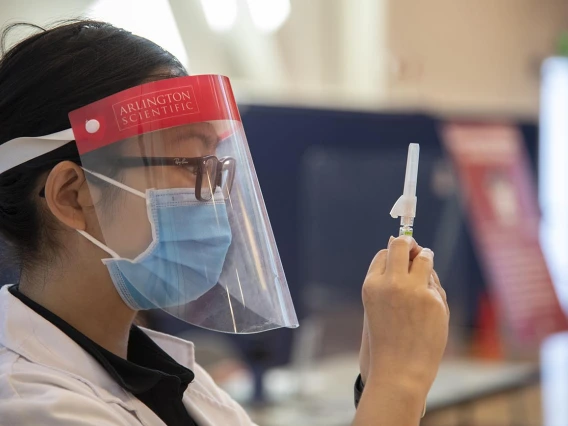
[0,0,92,48]
[0,0,565,117]
[387,0,568,117]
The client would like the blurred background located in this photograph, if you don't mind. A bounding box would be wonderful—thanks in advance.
[4,1,568,424]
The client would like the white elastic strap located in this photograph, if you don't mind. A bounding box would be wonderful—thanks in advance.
[82,168,146,199]
[77,169,146,260]
[0,128,75,174]
[77,229,121,259]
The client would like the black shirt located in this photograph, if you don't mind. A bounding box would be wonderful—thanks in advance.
[8,285,198,426]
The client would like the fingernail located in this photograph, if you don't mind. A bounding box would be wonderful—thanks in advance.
[388,236,395,245]
[422,248,434,257]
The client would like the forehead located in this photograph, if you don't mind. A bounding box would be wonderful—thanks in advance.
[119,122,220,156]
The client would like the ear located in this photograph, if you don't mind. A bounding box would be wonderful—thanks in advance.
[44,161,93,231]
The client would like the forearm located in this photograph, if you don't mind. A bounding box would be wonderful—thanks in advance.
[351,374,427,426]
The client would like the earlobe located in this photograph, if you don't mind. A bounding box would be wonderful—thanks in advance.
[44,161,89,231]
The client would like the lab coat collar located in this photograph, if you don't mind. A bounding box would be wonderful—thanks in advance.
[0,285,196,400]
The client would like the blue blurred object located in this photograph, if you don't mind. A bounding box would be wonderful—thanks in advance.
[245,107,474,322]
[241,106,538,361]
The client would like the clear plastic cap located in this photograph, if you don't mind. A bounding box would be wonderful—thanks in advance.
[390,143,420,219]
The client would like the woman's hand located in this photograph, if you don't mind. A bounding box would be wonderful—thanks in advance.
[359,237,424,385]
[360,235,449,394]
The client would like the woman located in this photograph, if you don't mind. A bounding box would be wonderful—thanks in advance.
[0,20,449,426]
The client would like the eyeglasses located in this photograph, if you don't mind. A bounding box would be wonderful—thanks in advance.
[39,155,236,202]
[117,155,236,201]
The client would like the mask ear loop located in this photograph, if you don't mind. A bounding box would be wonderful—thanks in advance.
[77,168,147,260]
[82,167,146,199]
[77,229,121,259]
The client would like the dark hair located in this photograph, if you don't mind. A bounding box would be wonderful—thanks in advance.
[0,20,187,274]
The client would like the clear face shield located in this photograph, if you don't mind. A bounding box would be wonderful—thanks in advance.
[1,75,298,334]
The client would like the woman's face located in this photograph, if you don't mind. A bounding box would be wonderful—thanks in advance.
[90,122,220,259]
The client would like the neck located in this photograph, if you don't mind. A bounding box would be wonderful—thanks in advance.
[19,258,136,358]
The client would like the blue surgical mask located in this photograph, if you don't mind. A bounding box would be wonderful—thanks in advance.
[78,174,232,310]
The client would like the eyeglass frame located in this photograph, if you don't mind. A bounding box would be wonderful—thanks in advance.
[39,155,236,201]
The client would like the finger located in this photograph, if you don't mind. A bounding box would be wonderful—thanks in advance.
[431,270,446,300]
[389,235,423,261]
[368,249,388,275]
[428,274,445,299]
[431,270,449,314]
[386,235,419,275]
[409,242,424,261]
[409,247,434,283]
[428,272,449,315]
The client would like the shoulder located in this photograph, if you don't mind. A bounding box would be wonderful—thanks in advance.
[186,362,260,426]
[190,361,241,405]
[0,346,95,397]
[0,347,134,426]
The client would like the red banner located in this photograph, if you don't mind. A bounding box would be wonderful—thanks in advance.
[68,74,241,155]
[442,123,568,347]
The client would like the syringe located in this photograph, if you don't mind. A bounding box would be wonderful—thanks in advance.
[390,143,420,236]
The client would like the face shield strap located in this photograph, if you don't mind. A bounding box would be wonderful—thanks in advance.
[0,128,75,175]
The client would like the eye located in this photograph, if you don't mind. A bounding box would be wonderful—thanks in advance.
[188,165,199,176]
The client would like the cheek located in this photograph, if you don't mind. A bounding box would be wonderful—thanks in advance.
[100,194,153,259]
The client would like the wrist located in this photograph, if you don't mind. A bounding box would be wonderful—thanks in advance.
[369,357,437,390]
[357,372,428,421]
[366,367,432,398]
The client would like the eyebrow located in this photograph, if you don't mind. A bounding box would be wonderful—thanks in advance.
[169,127,220,150]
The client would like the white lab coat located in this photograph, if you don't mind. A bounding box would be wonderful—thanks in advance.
[0,285,257,426]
